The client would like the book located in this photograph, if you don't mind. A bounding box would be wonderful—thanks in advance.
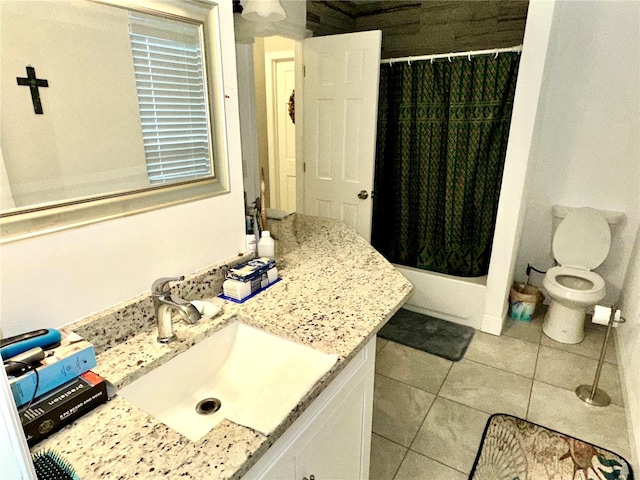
[8,331,96,408]
[20,371,108,446]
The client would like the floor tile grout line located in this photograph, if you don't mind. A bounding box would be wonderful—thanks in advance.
[376,340,390,356]
[436,390,523,418]
[541,343,618,366]
[372,431,410,450]
[528,378,625,408]
[458,356,536,381]
[370,432,410,480]
[390,446,410,480]
[483,326,543,347]
[464,330,617,379]
[373,370,445,397]
[433,395,497,419]
[540,330,617,363]
[371,431,416,480]
[525,342,541,420]
[405,448,469,477]
[434,358,454,397]
[406,394,437,451]
[538,341,617,362]
[401,394,488,476]
[402,359,454,452]
[403,356,457,448]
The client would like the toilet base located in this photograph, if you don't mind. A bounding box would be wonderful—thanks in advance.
[542,300,586,344]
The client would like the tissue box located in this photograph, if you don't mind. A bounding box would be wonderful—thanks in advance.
[8,331,96,408]
[222,268,279,302]
[20,370,107,446]
[227,257,276,283]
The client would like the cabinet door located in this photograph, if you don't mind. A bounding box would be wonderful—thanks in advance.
[244,339,375,480]
[294,367,374,480]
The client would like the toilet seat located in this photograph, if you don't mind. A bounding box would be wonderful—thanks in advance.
[553,208,611,269]
[545,266,605,296]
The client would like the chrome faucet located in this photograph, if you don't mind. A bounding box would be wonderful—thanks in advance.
[151,276,201,343]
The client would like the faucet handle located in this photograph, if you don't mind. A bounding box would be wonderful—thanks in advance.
[151,276,185,295]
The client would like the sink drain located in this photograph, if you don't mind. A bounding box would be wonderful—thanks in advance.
[195,398,221,415]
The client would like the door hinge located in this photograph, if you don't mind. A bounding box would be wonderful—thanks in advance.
[303,65,306,77]
[303,162,306,173]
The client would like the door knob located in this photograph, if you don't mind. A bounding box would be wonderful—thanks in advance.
[357,190,369,200]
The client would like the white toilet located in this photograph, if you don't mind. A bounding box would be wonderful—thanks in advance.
[542,207,613,344]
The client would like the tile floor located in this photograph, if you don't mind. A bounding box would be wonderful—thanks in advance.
[370,309,631,480]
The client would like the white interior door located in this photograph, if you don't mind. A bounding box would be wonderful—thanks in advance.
[265,51,294,210]
[274,58,296,212]
[302,31,382,241]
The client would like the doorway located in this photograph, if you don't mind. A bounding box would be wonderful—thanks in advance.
[254,36,297,212]
[239,32,382,241]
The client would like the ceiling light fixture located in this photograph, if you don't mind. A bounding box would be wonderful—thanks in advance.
[241,0,286,23]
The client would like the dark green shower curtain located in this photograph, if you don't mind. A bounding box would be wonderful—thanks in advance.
[371,53,520,277]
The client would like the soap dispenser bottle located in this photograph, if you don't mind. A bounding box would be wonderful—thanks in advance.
[257,231,275,259]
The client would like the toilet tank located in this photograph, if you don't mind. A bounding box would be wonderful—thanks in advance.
[549,205,624,268]
[551,205,624,237]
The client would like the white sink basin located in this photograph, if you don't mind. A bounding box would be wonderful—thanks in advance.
[119,321,337,441]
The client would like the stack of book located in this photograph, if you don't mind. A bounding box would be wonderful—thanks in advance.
[222,257,279,302]
[3,330,108,446]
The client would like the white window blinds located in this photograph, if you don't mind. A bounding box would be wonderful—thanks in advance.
[129,12,213,184]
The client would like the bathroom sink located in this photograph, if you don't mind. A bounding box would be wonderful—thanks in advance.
[118,321,337,441]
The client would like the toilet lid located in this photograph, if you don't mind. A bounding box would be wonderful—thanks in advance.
[553,208,611,269]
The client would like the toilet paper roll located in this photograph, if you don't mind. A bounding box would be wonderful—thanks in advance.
[592,305,621,327]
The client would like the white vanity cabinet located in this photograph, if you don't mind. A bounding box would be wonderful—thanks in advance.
[244,338,376,480]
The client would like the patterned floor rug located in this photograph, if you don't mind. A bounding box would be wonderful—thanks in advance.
[377,308,474,361]
[470,414,634,480]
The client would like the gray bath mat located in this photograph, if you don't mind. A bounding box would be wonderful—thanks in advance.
[378,308,475,361]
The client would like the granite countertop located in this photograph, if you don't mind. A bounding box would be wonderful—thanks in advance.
[36,214,413,479]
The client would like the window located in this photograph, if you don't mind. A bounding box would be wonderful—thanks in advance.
[129,12,213,184]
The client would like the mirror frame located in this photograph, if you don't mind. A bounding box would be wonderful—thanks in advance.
[0,0,230,243]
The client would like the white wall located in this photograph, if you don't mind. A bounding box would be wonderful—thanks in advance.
[237,43,261,206]
[481,0,557,334]
[1,1,149,207]
[0,149,15,210]
[0,0,246,338]
[619,225,640,467]
[515,0,640,305]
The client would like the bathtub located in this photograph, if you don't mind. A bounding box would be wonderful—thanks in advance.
[395,264,487,330]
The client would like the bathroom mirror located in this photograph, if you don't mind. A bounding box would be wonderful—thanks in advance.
[0,0,229,242]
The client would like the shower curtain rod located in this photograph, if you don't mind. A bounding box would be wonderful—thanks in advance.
[380,45,523,65]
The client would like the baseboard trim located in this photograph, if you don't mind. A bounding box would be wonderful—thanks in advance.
[614,328,640,469]
[481,303,509,335]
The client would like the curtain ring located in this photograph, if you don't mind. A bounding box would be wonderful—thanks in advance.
[494,50,499,59]
[408,58,411,66]
[430,58,434,64]
[468,53,472,62]
[448,54,452,63]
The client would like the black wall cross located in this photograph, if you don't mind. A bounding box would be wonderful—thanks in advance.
[17,66,49,114]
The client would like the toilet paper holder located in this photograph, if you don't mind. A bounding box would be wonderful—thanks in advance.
[576,304,626,407]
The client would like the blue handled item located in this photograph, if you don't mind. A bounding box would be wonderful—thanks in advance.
[0,329,62,360]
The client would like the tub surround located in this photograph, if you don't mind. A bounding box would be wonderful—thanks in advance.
[35,214,413,479]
